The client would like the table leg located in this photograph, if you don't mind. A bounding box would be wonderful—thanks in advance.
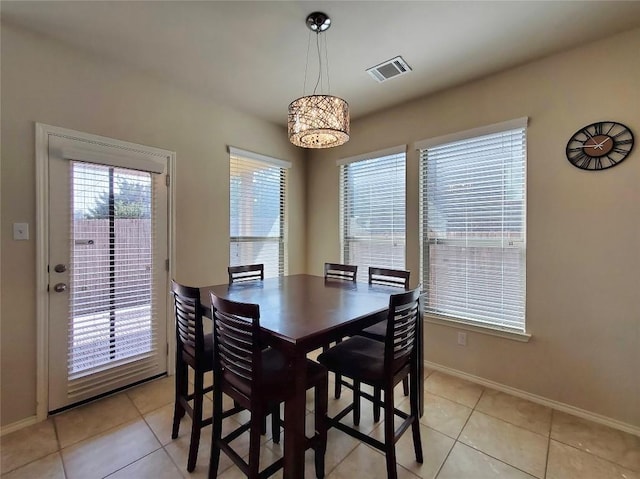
[284,349,307,478]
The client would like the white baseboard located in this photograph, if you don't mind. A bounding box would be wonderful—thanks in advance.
[0,415,38,437]
[425,361,640,438]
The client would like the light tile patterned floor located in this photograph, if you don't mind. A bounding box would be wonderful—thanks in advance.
[2,367,639,478]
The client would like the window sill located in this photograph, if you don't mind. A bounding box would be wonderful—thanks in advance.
[423,314,532,343]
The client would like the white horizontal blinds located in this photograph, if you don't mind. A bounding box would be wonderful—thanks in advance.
[69,161,159,386]
[230,151,287,278]
[340,150,406,283]
[420,127,526,331]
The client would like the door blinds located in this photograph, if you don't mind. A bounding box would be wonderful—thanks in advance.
[419,125,526,332]
[339,149,406,283]
[229,148,289,278]
[68,162,160,395]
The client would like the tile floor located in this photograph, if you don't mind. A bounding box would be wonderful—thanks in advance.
[2,363,639,479]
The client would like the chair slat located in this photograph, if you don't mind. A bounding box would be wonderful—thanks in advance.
[228,264,264,284]
[325,262,357,282]
[368,267,410,289]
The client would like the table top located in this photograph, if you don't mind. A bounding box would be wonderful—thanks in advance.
[200,274,397,350]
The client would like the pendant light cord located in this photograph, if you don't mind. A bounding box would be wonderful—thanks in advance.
[303,30,311,94]
[313,31,322,95]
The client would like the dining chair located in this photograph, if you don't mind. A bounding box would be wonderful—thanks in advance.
[324,262,357,282]
[323,262,357,399]
[318,287,423,479]
[170,280,215,472]
[209,293,328,479]
[358,267,411,418]
[228,263,264,284]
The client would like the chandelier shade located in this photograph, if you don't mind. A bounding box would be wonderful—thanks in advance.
[288,94,350,148]
[288,12,350,149]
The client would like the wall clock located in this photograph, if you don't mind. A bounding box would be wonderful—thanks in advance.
[566,121,634,171]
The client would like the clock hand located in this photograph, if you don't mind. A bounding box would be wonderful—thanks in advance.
[581,137,611,150]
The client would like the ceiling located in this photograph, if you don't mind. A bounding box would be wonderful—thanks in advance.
[3,1,640,126]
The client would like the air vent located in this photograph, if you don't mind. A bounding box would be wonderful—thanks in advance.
[366,56,412,83]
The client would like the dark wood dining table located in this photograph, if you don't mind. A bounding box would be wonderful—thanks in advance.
[200,273,423,479]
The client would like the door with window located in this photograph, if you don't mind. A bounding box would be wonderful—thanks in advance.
[47,133,169,412]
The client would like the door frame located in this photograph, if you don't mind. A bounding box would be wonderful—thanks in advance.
[35,123,176,421]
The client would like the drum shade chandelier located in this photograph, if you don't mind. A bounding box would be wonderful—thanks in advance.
[288,12,350,149]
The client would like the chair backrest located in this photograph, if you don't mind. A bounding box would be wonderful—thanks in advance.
[324,262,357,282]
[210,293,262,392]
[384,287,421,372]
[228,264,264,284]
[368,267,410,289]
[171,280,205,354]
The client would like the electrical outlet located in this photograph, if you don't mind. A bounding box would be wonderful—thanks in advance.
[457,331,467,346]
[13,222,29,240]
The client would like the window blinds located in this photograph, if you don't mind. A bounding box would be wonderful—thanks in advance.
[229,149,288,278]
[340,149,406,283]
[419,126,526,332]
[69,162,159,388]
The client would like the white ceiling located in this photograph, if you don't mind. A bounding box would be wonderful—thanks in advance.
[3,1,640,126]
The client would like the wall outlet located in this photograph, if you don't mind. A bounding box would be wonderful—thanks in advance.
[457,331,467,346]
[13,222,29,240]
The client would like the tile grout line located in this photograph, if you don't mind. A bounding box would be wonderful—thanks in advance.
[548,436,640,475]
[435,386,545,479]
[52,417,70,479]
[101,446,164,478]
[543,409,554,479]
[0,421,68,478]
[433,385,485,479]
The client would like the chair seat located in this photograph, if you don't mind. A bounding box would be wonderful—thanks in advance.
[318,336,386,384]
[183,333,214,369]
[225,348,326,397]
[359,320,387,341]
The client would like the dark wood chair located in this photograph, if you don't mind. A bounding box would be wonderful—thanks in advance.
[209,293,328,479]
[358,267,411,417]
[170,280,215,472]
[323,262,357,398]
[318,287,423,479]
[324,262,357,282]
[359,267,411,348]
[228,264,264,284]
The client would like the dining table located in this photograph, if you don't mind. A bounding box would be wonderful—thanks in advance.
[200,273,423,479]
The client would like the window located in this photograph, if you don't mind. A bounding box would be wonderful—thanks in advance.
[339,147,406,283]
[418,118,527,332]
[229,147,290,278]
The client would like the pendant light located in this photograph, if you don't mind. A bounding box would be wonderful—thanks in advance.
[288,12,350,149]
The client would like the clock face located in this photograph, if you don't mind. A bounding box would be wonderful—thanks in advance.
[566,121,634,170]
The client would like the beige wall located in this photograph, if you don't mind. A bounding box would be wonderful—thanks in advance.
[0,24,306,426]
[307,28,640,428]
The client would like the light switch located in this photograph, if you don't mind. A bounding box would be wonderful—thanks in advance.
[13,222,29,240]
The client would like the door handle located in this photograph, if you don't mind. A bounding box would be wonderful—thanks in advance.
[53,283,67,293]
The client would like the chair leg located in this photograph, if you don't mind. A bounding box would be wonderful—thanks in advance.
[334,373,342,399]
[383,384,398,479]
[373,387,381,422]
[261,414,267,435]
[271,404,281,444]
[402,377,409,397]
[187,368,204,472]
[208,384,224,479]
[172,358,187,439]
[353,380,361,426]
[409,373,423,463]
[331,339,343,399]
[314,377,328,479]
[248,406,263,479]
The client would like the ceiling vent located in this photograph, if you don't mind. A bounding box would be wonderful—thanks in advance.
[366,56,412,83]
